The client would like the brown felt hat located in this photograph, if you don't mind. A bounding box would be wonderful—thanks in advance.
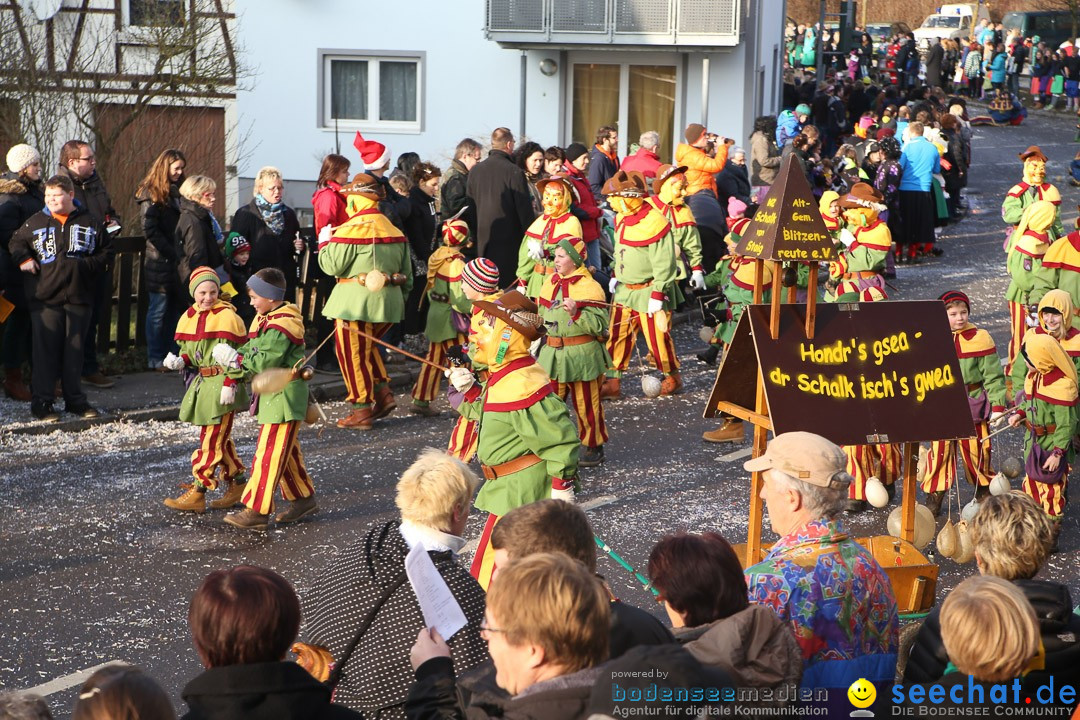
[472,290,546,342]
[535,174,576,199]
[340,172,384,199]
[838,182,886,211]
[652,164,688,195]
[602,169,649,198]
[1019,146,1048,163]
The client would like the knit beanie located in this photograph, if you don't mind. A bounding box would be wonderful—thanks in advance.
[6,144,41,174]
[188,266,220,297]
[795,103,811,116]
[684,123,707,144]
[727,197,748,218]
[442,219,469,246]
[556,237,587,267]
[565,143,589,164]
[462,258,500,294]
[223,231,251,260]
[939,289,970,310]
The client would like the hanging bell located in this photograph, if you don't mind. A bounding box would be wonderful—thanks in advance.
[953,520,975,563]
[864,477,889,508]
[641,375,662,398]
[364,270,386,292]
[782,265,798,288]
[937,519,958,558]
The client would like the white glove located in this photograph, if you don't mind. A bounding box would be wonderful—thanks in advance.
[550,486,576,504]
[219,384,236,406]
[317,224,332,249]
[989,411,1005,424]
[839,228,857,247]
[608,276,619,294]
[647,297,664,316]
[162,352,185,371]
[526,239,545,261]
[1025,311,1039,329]
[448,367,476,393]
[690,270,706,291]
[211,343,240,368]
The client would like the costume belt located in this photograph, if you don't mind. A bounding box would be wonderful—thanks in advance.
[337,272,407,288]
[546,335,597,348]
[621,280,653,290]
[481,453,543,481]
[533,263,556,275]
[199,367,223,377]
[1025,421,1057,436]
[966,382,983,393]
[429,292,450,303]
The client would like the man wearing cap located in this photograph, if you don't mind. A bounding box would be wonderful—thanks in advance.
[318,173,412,431]
[446,258,502,462]
[537,237,611,467]
[516,175,582,299]
[648,164,707,299]
[467,127,537,289]
[744,432,898,693]
[1002,146,1063,238]
[444,289,580,588]
[600,170,681,399]
[675,124,729,272]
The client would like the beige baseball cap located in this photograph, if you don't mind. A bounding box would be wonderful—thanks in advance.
[743,432,847,489]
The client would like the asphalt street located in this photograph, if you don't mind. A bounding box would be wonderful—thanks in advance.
[2,108,1080,717]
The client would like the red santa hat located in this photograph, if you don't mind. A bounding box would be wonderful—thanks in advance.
[353,132,390,171]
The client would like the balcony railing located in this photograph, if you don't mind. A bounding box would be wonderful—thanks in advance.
[485,0,741,47]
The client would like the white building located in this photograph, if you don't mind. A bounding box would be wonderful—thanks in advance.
[234,0,784,218]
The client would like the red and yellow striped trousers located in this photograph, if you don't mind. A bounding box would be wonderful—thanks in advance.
[470,513,500,591]
[607,305,679,376]
[335,320,391,407]
[556,379,608,448]
[241,421,314,515]
[191,412,245,490]
[1006,300,1027,377]
[844,444,901,500]
[1023,470,1069,517]
[447,417,479,462]
[411,335,465,405]
[922,421,992,493]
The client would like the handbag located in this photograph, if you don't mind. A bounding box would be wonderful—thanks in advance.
[451,310,470,334]
[1024,442,1067,485]
[967,389,991,423]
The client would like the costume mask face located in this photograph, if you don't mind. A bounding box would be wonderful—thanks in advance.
[609,196,642,216]
[843,207,874,227]
[1024,159,1046,185]
[542,184,569,217]
[659,176,688,206]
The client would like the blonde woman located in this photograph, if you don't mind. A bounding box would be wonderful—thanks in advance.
[176,175,224,286]
[230,166,303,298]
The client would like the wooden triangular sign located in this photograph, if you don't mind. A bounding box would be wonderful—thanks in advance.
[734,154,837,263]
[703,310,759,419]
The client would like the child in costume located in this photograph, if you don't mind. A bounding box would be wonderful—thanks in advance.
[922,290,1007,516]
[1004,200,1059,377]
[318,173,412,430]
[1011,290,1080,389]
[826,182,891,301]
[212,268,317,530]
[409,217,473,417]
[445,258,501,462]
[161,267,250,513]
[222,231,253,326]
[1031,208,1080,311]
[646,164,707,309]
[536,237,612,467]
[445,290,580,588]
[1007,333,1077,547]
[600,170,681,399]
[516,176,582,299]
[1002,146,1063,237]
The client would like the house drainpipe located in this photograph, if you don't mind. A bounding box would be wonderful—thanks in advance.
[701,55,710,127]
[520,51,528,139]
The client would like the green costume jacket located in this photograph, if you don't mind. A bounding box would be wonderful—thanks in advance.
[1006,230,1055,306]
[536,267,611,383]
[423,249,472,344]
[1002,182,1064,237]
[227,303,308,424]
[175,300,249,425]
[516,212,582,299]
[1031,232,1080,309]
[953,324,1007,414]
[611,204,677,314]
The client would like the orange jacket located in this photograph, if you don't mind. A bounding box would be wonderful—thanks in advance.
[674,142,728,197]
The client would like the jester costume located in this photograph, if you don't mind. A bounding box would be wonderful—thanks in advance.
[516,177,582,299]
[646,163,706,309]
[1002,146,1063,237]
[318,173,413,430]
[1032,226,1080,311]
[1010,290,1080,390]
[1004,201,1059,376]
[826,183,891,301]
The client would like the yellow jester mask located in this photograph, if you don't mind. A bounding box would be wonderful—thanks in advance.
[658,175,688,206]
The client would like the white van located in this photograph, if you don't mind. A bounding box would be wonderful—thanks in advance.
[914,3,991,53]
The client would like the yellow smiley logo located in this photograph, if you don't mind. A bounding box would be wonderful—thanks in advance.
[848,678,876,709]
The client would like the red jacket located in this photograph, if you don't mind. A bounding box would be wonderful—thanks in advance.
[562,162,601,243]
[620,148,663,181]
[312,182,348,235]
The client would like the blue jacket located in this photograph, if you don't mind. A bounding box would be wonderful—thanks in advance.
[987,53,1006,83]
[898,136,941,192]
[776,109,802,147]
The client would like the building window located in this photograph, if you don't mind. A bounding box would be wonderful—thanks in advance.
[321,52,423,133]
[129,0,183,27]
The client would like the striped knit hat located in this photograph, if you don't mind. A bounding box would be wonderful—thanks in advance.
[861,286,888,302]
[462,258,499,294]
[442,219,469,246]
[188,266,220,297]
[939,290,970,310]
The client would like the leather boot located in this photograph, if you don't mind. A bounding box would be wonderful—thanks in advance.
[275,495,318,524]
[224,508,270,530]
[209,477,246,509]
[371,385,397,420]
[164,484,207,513]
[600,377,621,400]
[925,490,946,517]
[696,345,721,365]
[337,407,374,430]
[1050,521,1061,553]
[579,445,605,467]
[659,373,682,396]
[3,368,31,402]
[702,419,744,444]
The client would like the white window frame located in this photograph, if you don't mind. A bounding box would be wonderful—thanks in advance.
[318,49,425,134]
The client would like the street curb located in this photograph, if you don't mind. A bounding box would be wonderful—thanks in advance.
[3,369,416,437]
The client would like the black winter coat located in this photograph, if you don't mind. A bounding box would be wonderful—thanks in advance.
[9,203,111,307]
[466,150,536,288]
[0,172,45,304]
[304,521,488,719]
[715,163,752,208]
[440,160,475,241]
[181,661,364,720]
[176,198,223,287]
[903,578,1080,691]
[230,199,300,297]
[588,146,618,201]
[138,184,182,294]
[56,166,117,227]
[925,42,944,87]
[404,186,438,263]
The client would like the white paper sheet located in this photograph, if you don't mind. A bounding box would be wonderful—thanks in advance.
[405,542,468,640]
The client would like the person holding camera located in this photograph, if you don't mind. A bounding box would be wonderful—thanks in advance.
[675,124,730,271]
